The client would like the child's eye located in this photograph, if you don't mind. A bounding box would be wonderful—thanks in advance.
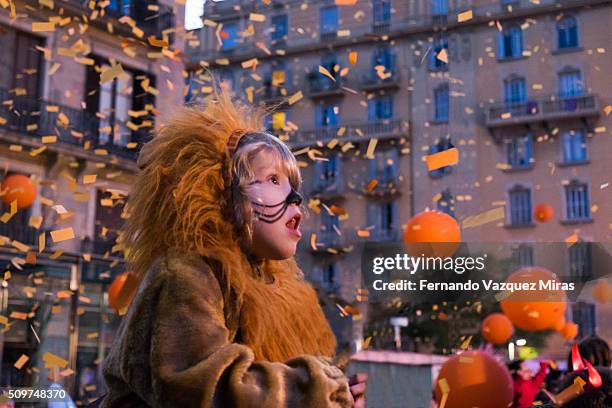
[270,175,280,185]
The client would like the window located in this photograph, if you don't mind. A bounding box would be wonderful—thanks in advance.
[322,210,340,232]
[568,242,592,280]
[557,16,579,49]
[369,149,398,183]
[315,154,342,191]
[10,29,44,100]
[504,76,527,103]
[437,189,455,217]
[431,0,448,15]
[508,185,532,226]
[572,302,596,338]
[86,59,154,147]
[316,104,339,127]
[373,46,395,72]
[506,133,532,168]
[322,263,338,292]
[558,69,582,97]
[368,95,393,121]
[271,14,288,42]
[320,6,338,38]
[562,130,587,163]
[429,38,449,70]
[368,201,398,241]
[429,137,454,177]
[513,244,534,267]
[498,25,523,59]
[220,21,239,49]
[564,180,590,221]
[373,0,391,26]
[434,84,449,122]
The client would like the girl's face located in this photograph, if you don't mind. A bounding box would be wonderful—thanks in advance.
[244,149,302,260]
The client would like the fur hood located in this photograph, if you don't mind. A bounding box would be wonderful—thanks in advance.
[119,90,336,362]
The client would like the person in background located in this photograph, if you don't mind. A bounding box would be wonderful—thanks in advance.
[508,359,549,408]
[566,335,611,369]
[530,366,611,408]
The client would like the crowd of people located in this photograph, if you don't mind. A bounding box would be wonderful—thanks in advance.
[507,335,611,408]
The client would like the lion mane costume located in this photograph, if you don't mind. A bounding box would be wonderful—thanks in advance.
[99,92,352,407]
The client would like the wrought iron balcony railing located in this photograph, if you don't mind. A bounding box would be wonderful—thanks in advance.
[0,87,150,162]
[485,94,599,128]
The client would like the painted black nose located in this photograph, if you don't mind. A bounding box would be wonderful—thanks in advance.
[286,188,303,206]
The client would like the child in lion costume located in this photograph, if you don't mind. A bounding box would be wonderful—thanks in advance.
[97,89,366,407]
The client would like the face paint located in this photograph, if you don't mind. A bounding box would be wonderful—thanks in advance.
[251,188,303,224]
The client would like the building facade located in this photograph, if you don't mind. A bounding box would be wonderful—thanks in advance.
[0,0,184,403]
[185,0,612,356]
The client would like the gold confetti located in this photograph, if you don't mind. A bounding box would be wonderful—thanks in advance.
[348,51,358,65]
[462,207,505,229]
[42,352,68,369]
[318,65,336,82]
[365,138,378,159]
[565,233,578,246]
[14,354,29,369]
[249,13,266,22]
[436,48,448,64]
[39,232,45,253]
[288,91,303,105]
[32,22,56,32]
[426,148,459,171]
[310,233,317,251]
[457,10,473,23]
[50,227,74,243]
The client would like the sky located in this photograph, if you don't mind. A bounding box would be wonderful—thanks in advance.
[185,0,206,30]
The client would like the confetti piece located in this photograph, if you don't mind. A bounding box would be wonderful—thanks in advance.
[460,335,473,349]
[318,65,336,82]
[462,206,505,229]
[357,230,370,237]
[249,13,266,22]
[100,63,124,84]
[348,51,358,65]
[436,48,448,64]
[425,148,459,171]
[565,233,578,246]
[10,311,27,320]
[14,354,29,369]
[365,179,378,192]
[43,352,68,369]
[335,0,357,4]
[288,91,303,105]
[32,22,56,32]
[457,10,473,23]
[50,227,75,243]
[604,105,612,115]
[365,138,378,159]
[39,232,45,253]
[310,233,317,251]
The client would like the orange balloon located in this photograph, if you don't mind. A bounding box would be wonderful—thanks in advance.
[1,174,37,209]
[482,313,514,345]
[553,316,567,332]
[500,267,567,332]
[592,280,612,304]
[560,322,579,340]
[403,210,461,257]
[108,272,139,313]
[534,203,553,222]
[434,351,513,408]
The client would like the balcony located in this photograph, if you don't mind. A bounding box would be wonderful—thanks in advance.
[0,219,39,247]
[371,21,391,34]
[485,94,600,129]
[0,87,148,163]
[360,70,401,91]
[307,75,344,99]
[288,120,406,148]
[255,86,288,105]
[56,0,174,41]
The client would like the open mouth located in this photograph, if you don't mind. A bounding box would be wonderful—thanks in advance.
[285,214,301,230]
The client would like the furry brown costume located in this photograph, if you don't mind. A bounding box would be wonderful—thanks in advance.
[99,91,352,407]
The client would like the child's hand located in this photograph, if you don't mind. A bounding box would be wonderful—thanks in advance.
[349,373,367,408]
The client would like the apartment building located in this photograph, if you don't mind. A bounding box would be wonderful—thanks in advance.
[0,0,184,402]
[185,0,611,355]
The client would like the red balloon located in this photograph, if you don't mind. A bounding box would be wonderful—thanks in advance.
[1,174,37,209]
[482,313,514,345]
[534,203,553,222]
[403,210,461,257]
[434,351,513,408]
